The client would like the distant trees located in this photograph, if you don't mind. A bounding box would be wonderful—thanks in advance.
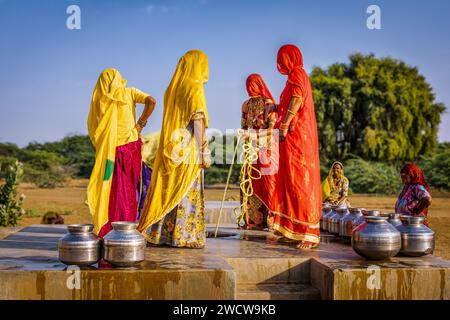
[311,53,445,162]
[0,135,95,188]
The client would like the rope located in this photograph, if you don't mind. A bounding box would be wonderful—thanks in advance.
[213,130,263,237]
[235,139,262,226]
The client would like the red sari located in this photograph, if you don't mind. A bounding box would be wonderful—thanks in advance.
[269,44,322,244]
[241,74,277,229]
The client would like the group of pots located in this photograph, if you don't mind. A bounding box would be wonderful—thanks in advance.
[320,204,435,260]
[58,222,146,267]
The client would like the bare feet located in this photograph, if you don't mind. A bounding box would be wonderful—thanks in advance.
[296,241,319,249]
[185,242,204,249]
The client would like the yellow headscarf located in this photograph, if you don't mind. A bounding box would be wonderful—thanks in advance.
[137,50,209,234]
[87,68,128,235]
[322,161,348,203]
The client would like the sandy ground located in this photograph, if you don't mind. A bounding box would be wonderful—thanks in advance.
[1,182,448,259]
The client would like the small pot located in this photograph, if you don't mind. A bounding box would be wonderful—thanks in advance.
[387,213,402,228]
[103,222,146,267]
[396,215,435,257]
[329,206,348,236]
[341,208,363,239]
[321,204,332,231]
[58,224,101,266]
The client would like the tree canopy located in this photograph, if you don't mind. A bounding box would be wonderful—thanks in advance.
[311,53,445,162]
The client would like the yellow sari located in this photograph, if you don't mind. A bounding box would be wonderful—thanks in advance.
[87,68,146,235]
[321,161,350,206]
[137,50,209,235]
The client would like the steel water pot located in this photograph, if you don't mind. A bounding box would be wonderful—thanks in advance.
[329,206,347,236]
[353,209,379,229]
[341,208,363,238]
[387,213,402,228]
[58,224,101,266]
[103,222,147,267]
[396,215,435,257]
[337,208,351,237]
[352,216,401,260]
[321,204,332,231]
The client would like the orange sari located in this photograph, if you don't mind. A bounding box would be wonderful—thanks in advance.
[269,44,321,244]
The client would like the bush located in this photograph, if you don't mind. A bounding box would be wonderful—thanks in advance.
[0,160,25,227]
[342,158,402,195]
[419,143,450,191]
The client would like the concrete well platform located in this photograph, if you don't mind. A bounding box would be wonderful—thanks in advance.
[0,224,449,300]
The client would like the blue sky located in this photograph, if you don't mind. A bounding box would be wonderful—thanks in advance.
[0,0,449,146]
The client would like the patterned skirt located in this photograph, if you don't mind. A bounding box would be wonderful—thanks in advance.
[146,171,206,248]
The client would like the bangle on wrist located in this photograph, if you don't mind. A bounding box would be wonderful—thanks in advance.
[137,118,147,128]
[280,123,289,130]
[287,109,297,116]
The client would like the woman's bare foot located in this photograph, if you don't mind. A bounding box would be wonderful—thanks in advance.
[296,241,319,249]
[277,236,297,243]
[185,242,204,249]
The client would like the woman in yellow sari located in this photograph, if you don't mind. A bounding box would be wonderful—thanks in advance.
[87,68,156,238]
[137,50,211,248]
[322,161,350,207]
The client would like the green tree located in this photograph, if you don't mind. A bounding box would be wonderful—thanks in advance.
[311,54,445,162]
[419,143,450,191]
[0,160,25,226]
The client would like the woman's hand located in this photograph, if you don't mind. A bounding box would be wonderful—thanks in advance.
[279,121,290,142]
[202,149,212,169]
[135,123,143,134]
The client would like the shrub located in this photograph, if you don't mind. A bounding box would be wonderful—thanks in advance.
[342,158,402,195]
[0,161,25,227]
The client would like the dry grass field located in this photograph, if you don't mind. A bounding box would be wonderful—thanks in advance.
[1,181,448,259]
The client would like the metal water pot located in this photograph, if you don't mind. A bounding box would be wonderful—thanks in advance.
[387,213,402,228]
[396,215,435,257]
[353,209,379,229]
[58,224,101,266]
[321,204,332,231]
[103,222,146,267]
[352,216,401,260]
[323,205,338,232]
[329,206,347,236]
[337,208,351,237]
[341,208,363,239]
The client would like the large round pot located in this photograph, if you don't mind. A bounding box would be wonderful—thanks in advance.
[341,208,363,239]
[329,206,348,236]
[58,224,101,266]
[396,215,435,257]
[352,216,401,260]
[103,222,146,267]
[387,213,402,228]
[321,204,332,231]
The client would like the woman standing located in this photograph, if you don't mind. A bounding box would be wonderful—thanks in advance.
[322,161,351,207]
[87,68,156,238]
[137,50,211,248]
[395,163,432,224]
[240,73,277,230]
[271,44,322,249]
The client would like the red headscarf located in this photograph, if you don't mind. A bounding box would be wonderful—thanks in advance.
[245,73,275,103]
[401,163,430,192]
[277,44,304,89]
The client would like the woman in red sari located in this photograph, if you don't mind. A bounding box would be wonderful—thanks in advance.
[240,74,277,230]
[271,44,322,249]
